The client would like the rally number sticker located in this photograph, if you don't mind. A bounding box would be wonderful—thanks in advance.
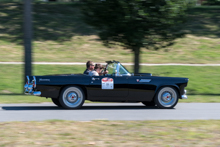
[102,77,114,89]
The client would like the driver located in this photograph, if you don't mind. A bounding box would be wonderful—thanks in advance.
[83,61,94,75]
[89,64,108,76]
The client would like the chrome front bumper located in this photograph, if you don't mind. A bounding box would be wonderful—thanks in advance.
[181,90,187,99]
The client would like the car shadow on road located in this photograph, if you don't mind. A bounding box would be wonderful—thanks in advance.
[1,105,163,111]
[1,106,62,111]
[81,105,159,110]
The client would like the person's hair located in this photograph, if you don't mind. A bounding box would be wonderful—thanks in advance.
[86,61,93,68]
[94,64,103,70]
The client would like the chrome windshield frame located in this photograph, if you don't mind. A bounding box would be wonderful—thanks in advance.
[106,62,131,77]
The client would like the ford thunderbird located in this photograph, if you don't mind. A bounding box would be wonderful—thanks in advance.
[24,61,188,109]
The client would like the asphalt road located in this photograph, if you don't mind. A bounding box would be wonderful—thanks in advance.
[0,103,220,122]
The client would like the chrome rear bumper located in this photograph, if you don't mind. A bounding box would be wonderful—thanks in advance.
[24,76,41,96]
[25,91,41,96]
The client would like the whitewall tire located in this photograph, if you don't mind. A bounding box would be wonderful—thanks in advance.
[155,87,179,109]
[59,86,85,109]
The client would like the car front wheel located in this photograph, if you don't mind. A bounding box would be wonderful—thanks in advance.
[155,87,179,109]
[59,86,85,109]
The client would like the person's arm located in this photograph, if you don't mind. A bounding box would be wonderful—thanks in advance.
[90,71,99,76]
[103,70,108,75]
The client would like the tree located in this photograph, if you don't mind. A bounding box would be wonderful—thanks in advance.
[81,0,189,73]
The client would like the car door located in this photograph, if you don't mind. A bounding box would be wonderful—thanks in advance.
[126,76,156,101]
[104,76,129,97]
[88,76,105,97]
[87,75,129,101]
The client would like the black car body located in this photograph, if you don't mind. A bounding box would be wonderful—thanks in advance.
[24,61,188,109]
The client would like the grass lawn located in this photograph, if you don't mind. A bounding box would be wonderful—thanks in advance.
[0,3,219,64]
[0,95,52,103]
[0,120,220,146]
[0,64,219,103]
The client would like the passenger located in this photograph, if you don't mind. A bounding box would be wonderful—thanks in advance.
[83,61,94,75]
[89,64,108,76]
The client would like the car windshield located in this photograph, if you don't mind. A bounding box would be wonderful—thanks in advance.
[107,62,130,76]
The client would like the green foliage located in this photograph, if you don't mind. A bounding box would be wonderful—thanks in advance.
[203,0,220,5]
[81,0,189,49]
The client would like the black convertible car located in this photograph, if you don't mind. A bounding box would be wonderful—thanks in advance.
[24,61,188,109]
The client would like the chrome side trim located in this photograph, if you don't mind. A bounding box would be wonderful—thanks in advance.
[139,79,151,83]
[39,78,50,82]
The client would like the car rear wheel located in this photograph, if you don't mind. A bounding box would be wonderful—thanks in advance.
[155,87,179,109]
[59,86,85,109]
[51,98,62,107]
[142,101,156,106]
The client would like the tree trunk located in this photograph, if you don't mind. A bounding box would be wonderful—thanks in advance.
[133,46,140,74]
[24,0,32,84]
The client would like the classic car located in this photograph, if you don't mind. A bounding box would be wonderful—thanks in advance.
[24,60,188,109]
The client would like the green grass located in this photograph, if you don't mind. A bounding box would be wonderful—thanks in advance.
[179,95,220,103]
[0,64,219,103]
[0,95,52,103]
[0,3,219,64]
[0,120,220,146]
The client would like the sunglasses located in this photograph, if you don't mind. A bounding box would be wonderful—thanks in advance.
[90,64,95,66]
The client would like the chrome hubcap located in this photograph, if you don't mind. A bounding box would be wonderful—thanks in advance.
[162,92,172,102]
[62,87,84,108]
[157,87,177,108]
[67,92,78,103]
